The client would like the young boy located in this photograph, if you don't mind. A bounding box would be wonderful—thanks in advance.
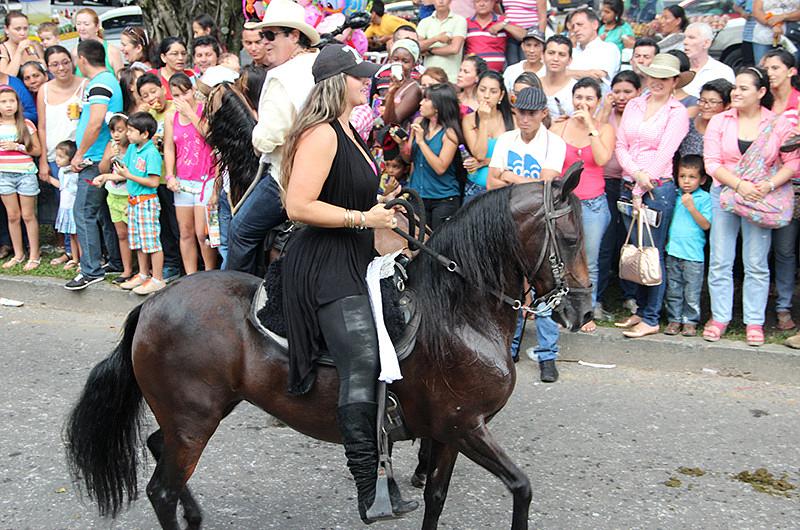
[114,112,165,295]
[136,73,173,151]
[664,154,712,337]
[37,22,60,48]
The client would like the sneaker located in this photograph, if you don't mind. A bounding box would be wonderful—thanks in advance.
[101,262,124,274]
[120,274,149,290]
[162,266,181,283]
[133,277,166,295]
[64,273,104,291]
[622,298,638,314]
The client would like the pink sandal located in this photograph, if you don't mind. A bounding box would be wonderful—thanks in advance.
[745,324,765,347]
[702,320,728,342]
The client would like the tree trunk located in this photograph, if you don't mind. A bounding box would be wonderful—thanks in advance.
[139,0,243,54]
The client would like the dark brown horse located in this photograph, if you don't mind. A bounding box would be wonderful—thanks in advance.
[64,175,593,529]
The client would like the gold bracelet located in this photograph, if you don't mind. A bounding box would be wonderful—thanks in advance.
[358,211,367,230]
[344,209,352,228]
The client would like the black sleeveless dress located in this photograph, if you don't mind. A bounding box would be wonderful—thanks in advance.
[283,120,380,395]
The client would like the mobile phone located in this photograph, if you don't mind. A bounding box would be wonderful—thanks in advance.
[390,63,403,81]
[392,126,409,140]
[77,158,94,169]
[617,200,662,228]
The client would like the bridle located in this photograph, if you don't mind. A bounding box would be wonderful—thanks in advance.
[386,177,588,317]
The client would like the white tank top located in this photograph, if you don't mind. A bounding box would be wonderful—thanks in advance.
[44,80,85,162]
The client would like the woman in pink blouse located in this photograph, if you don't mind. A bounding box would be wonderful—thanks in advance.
[614,54,691,338]
[703,66,800,346]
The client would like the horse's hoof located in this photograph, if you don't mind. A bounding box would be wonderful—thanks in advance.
[410,472,426,489]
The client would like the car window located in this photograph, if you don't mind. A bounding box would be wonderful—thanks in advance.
[103,15,143,32]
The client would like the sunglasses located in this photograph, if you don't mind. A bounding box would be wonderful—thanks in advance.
[260,29,288,42]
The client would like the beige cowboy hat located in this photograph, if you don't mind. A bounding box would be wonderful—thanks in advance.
[250,0,321,46]
[638,53,695,89]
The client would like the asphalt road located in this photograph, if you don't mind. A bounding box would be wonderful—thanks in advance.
[1,302,799,529]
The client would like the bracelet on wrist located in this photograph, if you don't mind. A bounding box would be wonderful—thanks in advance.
[735,179,742,193]
[358,211,367,230]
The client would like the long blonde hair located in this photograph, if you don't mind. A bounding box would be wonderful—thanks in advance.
[280,73,347,204]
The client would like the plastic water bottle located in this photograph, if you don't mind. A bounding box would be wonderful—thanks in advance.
[458,144,471,160]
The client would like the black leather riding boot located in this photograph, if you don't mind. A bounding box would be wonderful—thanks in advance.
[336,402,380,524]
[319,295,417,522]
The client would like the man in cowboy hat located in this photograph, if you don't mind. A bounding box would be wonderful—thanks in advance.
[225,0,320,275]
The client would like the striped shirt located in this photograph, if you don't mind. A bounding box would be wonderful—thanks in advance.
[501,0,539,30]
[0,121,36,174]
[465,14,508,71]
[615,94,689,196]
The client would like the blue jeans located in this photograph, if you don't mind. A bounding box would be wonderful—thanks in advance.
[509,299,559,362]
[708,185,772,325]
[665,255,704,324]
[74,165,121,278]
[218,189,232,269]
[621,180,677,327]
[771,218,799,312]
[597,178,637,303]
[225,167,287,275]
[581,194,611,307]
[752,43,774,65]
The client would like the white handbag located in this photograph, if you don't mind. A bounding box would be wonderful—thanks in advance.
[619,207,662,286]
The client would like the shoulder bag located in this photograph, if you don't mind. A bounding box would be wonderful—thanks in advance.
[718,118,793,229]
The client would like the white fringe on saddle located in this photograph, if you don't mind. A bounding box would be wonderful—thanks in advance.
[366,250,404,383]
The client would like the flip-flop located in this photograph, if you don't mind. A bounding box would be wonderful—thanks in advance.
[2,255,25,269]
[23,259,40,271]
[50,254,70,266]
[702,320,727,342]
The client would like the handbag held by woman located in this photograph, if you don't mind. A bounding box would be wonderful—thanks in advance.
[619,207,662,286]
[719,118,793,229]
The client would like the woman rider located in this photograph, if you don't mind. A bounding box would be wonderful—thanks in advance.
[280,44,417,523]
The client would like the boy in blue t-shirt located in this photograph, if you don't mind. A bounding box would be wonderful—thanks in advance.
[664,155,712,337]
[113,112,164,296]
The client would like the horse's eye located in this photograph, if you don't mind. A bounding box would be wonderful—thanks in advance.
[562,236,579,247]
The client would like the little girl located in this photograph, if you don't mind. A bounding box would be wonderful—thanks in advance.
[42,140,80,269]
[0,85,42,270]
[92,113,134,284]
[163,72,217,274]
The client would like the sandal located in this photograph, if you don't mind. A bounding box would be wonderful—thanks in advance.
[23,259,40,271]
[746,324,765,347]
[2,255,25,269]
[50,253,71,266]
[664,322,681,336]
[63,259,78,271]
[579,320,597,334]
[776,311,796,331]
[702,320,728,342]
[681,323,697,337]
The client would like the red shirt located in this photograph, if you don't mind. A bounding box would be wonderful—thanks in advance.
[465,14,507,72]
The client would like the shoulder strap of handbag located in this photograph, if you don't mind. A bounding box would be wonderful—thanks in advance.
[739,116,780,169]
[622,207,656,249]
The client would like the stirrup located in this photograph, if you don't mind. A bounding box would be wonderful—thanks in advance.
[366,382,400,520]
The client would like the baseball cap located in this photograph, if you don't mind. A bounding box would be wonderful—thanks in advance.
[312,44,381,84]
[522,28,546,44]
[513,87,547,111]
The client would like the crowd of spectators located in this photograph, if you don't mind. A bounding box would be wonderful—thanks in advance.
[2,0,800,350]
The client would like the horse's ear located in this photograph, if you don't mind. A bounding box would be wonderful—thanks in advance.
[559,161,583,200]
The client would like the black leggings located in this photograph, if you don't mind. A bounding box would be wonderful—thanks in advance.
[318,295,379,407]
[423,196,460,231]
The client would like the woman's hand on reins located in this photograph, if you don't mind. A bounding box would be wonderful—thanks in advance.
[365,202,398,229]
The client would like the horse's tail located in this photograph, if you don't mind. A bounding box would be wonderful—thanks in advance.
[64,304,145,518]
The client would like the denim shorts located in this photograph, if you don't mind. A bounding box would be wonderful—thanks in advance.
[0,171,39,196]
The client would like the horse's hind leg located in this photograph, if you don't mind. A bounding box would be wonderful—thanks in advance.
[147,430,202,529]
[421,440,458,530]
[146,421,216,530]
[457,424,531,530]
[411,438,431,488]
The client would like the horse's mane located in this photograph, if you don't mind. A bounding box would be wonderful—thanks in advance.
[204,84,260,207]
[409,187,528,358]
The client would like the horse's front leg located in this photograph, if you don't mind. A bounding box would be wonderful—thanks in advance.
[421,440,459,530]
[457,423,531,530]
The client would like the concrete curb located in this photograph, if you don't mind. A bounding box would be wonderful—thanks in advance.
[0,275,139,314]
[3,275,800,385]
[550,326,800,386]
